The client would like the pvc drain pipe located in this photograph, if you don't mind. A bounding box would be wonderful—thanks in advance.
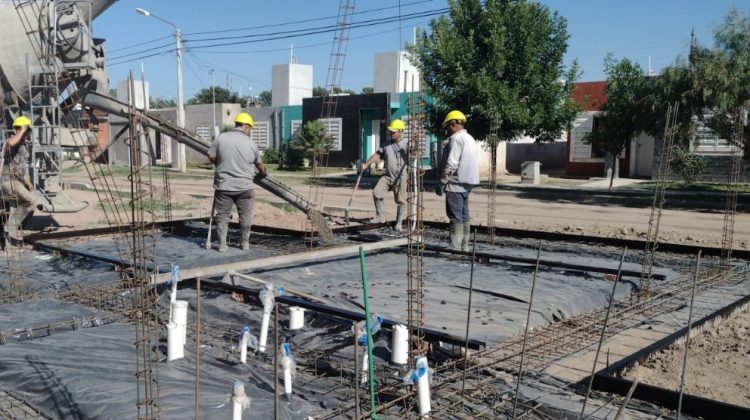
[281,343,295,396]
[258,285,278,353]
[239,326,250,364]
[232,381,250,420]
[288,306,305,330]
[171,300,188,347]
[414,356,431,416]
[391,324,408,365]
[167,322,183,361]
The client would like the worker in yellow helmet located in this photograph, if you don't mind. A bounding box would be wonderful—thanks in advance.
[361,119,408,231]
[436,110,479,251]
[1,116,36,240]
[207,112,266,252]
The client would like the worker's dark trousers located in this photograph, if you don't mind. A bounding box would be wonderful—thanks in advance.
[445,191,470,224]
[214,189,254,226]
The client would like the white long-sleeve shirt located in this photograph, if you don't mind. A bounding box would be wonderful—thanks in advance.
[439,129,479,193]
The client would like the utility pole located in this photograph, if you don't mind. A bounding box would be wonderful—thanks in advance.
[210,68,216,140]
[175,28,186,172]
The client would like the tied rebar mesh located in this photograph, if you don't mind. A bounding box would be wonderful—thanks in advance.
[125,74,161,419]
[405,79,426,359]
[640,102,679,297]
[303,0,355,247]
[719,109,744,278]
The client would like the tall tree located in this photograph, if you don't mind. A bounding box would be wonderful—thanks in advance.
[410,0,580,143]
[584,56,650,191]
[258,90,272,106]
[312,86,328,97]
[187,86,242,104]
[361,87,374,94]
[692,7,750,156]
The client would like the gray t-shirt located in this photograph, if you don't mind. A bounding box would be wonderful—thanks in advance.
[377,139,408,181]
[208,128,262,192]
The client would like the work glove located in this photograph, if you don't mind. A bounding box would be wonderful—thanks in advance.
[435,183,444,197]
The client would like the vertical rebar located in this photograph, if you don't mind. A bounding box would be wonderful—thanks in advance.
[194,276,201,419]
[274,303,279,420]
[580,247,628,420]
[511,240,542,419]
[677,251,702,419]
[358,247,378,419]
[353,322,361,420]
[461,229,477,398]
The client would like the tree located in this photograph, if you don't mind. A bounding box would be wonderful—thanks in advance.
[692,8,750,157]
[150,96,176,109]
[361,87,374,94]
[312,86,328,97]
[583,56,650,191]
[258,90,272,106]
[187,86,242,104]
[410,0,579,144]
[292,120,334,172]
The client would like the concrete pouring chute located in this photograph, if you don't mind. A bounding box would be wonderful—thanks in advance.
[77,88,335,241]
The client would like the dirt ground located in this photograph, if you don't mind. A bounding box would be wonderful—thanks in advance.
[40,168,750,251]
[625,304,750,407]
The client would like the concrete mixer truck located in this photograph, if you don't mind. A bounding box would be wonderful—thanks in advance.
[1,0,116,219]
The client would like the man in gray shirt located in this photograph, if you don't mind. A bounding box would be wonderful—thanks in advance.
[436,110,479,251]
[207,112,265,252]
[361,119,408,231]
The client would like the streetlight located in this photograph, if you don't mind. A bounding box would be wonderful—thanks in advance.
[136,7,186,172]
[210,68,216,140]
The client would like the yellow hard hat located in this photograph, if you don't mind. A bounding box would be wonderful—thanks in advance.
[12,115,31,128]
[442,110,467,127]
[387,119,405,132]
[234,112,254,128]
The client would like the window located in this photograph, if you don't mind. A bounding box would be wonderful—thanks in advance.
[195,124,211,141]
[290,118,342,151]
[253,121,270,150]
[400,115,429,158]
[590,116,606,158]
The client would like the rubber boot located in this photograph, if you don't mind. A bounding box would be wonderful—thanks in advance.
[394,205,406,232]
[371,198,386,223]
[5,206,31,239]
[240,225,252,250]
[217,221,229,252]
[461,223,471,252]
[449,222,464,251]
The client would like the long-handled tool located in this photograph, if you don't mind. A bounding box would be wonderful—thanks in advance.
[204,193,217,250]
[345,171,364,224]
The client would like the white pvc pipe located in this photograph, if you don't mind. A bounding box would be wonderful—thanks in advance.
[391,324,408,365]
[288,306,305,330]
[167,322,183,361]
[361,352,369,385]
[283,360,293,395]
[232,381,248,420]
[239,328,249,364]
[258,308,271,353]
[172,300,188,347]
[415,356,431,416]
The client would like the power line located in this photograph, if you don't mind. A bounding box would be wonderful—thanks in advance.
[107,34,173,53]
[108,7,445,62]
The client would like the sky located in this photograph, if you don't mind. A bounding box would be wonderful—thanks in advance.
[94,0,748,101]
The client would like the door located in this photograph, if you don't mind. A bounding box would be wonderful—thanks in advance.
[634,135,654,177]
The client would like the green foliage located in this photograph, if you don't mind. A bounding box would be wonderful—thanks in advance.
[361,87,375,94]
[187,86,242,105]
[258,90,272,106]
[150,96,176,109]
[292,120,334,171]
[671,147,706,184]
[278,142,303,170]
[262,148,280,164]
[312,86,328,97]
[409,0,580,144]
